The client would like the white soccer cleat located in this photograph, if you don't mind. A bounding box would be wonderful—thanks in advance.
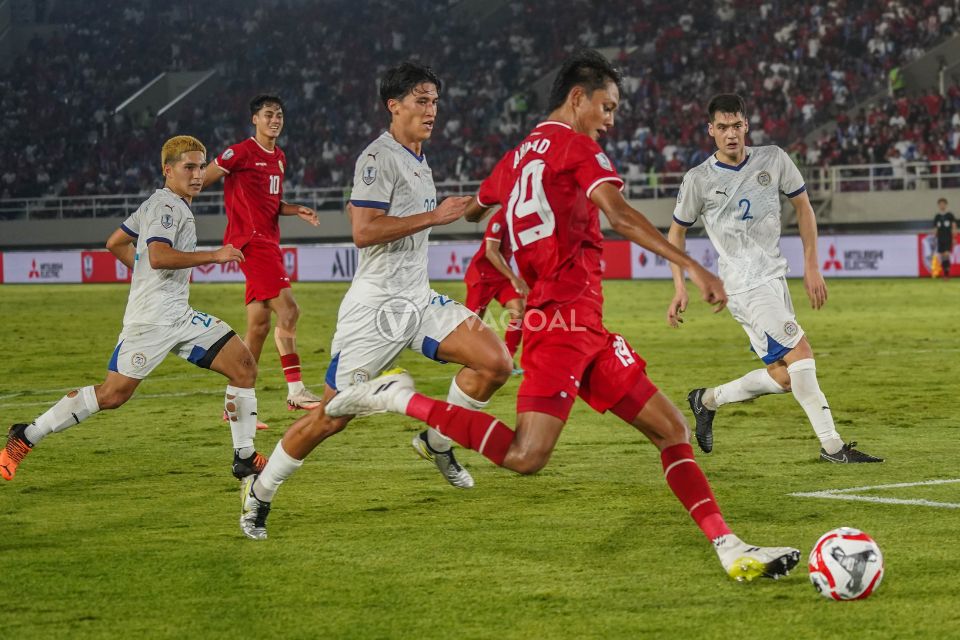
[325,368,415,418]
[412,431,475,489]
[716,535,800,582]
[239,475,271,541]
[287,387,324,411]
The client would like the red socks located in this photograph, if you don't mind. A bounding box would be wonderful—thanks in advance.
[660,443,731,540]
[505,322,522,359]
[406,394,514,466]
[280,353,302,383]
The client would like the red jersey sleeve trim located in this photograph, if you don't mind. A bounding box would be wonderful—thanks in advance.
[476,194,496,208]
[585,176,625,199]
[214,158,231,174]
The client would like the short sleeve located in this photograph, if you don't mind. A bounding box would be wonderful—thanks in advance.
[567,136,624,199]
[672,174,703,227]
[120,209,140,238]
[477,155,510,208]
[349,148,395,210]
[483,209,506,243]
[778,147,806,198]
[143,202,184,247]
[214,143,247,174]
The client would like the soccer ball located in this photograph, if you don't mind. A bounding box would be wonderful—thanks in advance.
[808,527,884,600]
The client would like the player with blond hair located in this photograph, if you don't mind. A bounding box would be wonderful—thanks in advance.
[2,136,269,484]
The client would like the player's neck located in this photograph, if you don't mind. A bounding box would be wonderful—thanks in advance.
[164,184,192,204]
[254,133,277,151]
[389,125,423,157]
[714,148,747,166]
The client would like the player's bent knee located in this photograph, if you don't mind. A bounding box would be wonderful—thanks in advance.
[98,390,131,410]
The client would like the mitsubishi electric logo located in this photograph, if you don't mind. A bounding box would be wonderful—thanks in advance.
[375,296,423,344]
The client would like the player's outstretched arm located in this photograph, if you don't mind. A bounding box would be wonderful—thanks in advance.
[484,239,529,296]
[792,190,827,310]
[202,162,227,189]
[592,182,727,311]
[347,196,470,248]
[148,242,244,270]
[106,227,137,270]
[280,201,319,226]
[666,222,690,327]
[464,198,492,223]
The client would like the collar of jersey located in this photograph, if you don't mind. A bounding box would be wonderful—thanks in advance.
[160,187,192,210]
[713,151,751,171]
[384,131,425,163]
[249,137,277,154]
[536,120,572,130]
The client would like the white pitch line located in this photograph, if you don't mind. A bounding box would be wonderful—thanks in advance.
[0,389,224,409]
[790,478,960,510]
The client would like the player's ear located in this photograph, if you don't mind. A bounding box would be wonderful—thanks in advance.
[568,85,585,109]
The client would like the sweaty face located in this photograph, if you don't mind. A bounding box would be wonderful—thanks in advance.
[709,112,748,163]
[165,150,206,198]
[253,104,284,140]
[574,81,619,141]
[390,82,439,144]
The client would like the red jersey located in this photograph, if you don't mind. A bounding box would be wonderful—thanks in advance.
[476,121,624,309]
[465,208,514,285]
[215,137,287,247]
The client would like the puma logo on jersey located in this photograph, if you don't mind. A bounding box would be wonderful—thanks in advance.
[367,152,378,160]
[715,189,728,196]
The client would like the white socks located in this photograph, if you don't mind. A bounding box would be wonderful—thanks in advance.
[787,359,843,454]
[253,441,303,501]
[287,380,305,395]
[424,377,489,451]
[25,386,100,444]
[705,369,787,410]
[225,385,258,458]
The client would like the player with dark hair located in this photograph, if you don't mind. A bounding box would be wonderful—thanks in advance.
[3,136,268,484]
[323,50,801,582]
[933,197,956,278]
[668,93,882,463]
[238,62,515,540]
[463,208,528,369]
[204,94,322,426]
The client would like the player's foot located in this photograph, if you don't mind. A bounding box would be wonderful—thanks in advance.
[820,442,884,463]
[716,535,800,582]
[687,388,716,453]
[1,424,33,481]
[222,410,269,430]
[287,387,323,411]
[511,365,524,376]
[325,368,414,418]
[412,431,475,489]
[232,450,268,480]
[239,475,271,540]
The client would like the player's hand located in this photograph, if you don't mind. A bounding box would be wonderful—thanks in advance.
[804,266,828,309]
[688,265,727,313]
[296,205,320,227]
[667,290,689,327]
[432,196,471,225]
[214,244,244,264]
[511,277,530,297]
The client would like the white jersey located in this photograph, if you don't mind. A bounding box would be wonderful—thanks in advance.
[346,131,437,308]
[673,145,805,294]
[120,188,197,326]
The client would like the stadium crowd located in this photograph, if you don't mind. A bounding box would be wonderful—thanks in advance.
[2,0,960,201]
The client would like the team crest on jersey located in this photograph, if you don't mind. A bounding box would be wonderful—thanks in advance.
[278,160,284,174]
[131,352,147,369]
[784,321,798,337]
[595,152,613,171]
[351,369,370,384]
[491,222,501,233]
[221,149,234,161]
[160,213,173,229]
[362,165,377,185]
[757,171,772,187]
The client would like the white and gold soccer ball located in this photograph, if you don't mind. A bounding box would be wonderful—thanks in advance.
[808,527,884,600]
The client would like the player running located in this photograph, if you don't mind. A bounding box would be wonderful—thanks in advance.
[667,94,883,464]
[323,51,801,581]
[463,208,528,371]
[238,62,514,540]
[204,95,322,425]
[2,136,268,484]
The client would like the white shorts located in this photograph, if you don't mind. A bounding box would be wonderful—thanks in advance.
[325,290,475,390]
[726,277,804,365]
[108,310,236,379]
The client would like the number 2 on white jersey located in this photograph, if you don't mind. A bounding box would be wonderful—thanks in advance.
[268,175,281,195]
[505,160,555,250]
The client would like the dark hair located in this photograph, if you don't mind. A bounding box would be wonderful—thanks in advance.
[379,62,442,111]
[250,94,284,115]
[547,49,622,112]
[707,94,746,121]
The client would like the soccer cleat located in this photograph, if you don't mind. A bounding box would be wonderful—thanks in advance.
[239,475,271,540]
[717,537,801,582]
[325,368,415,418]
[820,442,884,463]
[511,366,524,376]
[232,450,268,480]
[412,431,475,489]
[287,387,323,411]
[1,424,34,481]
[222,410,269,431]
[687,388,716,453]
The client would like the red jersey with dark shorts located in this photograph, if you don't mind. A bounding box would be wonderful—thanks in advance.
[476,121,657,421]
[215,137,291,303]
[464,209,522,314]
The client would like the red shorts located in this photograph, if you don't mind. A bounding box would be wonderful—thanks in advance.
[516,301,657,422]
[464,277,522,316]
[239,239,291,305]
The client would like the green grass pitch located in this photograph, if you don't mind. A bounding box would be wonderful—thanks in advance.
[1,279,958,639]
